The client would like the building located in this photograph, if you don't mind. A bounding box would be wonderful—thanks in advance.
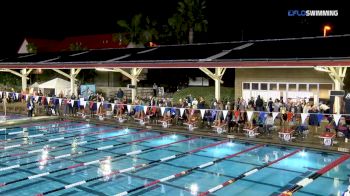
[1,35,349,112]
[17,34,127,54]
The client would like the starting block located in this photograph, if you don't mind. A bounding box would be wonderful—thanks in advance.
[159,119,172,128]
[184,123,197,131]
[212,125,226,134]
[92,114,104,121]
[243,127,259,137]
[115,116,127,123]
[135,118,147,126]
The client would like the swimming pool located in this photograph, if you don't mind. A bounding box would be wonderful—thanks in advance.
[0,113,27,122]
[0,120,349,196]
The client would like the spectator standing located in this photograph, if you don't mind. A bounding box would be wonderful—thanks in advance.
[268,98,273,112]
[27,98,34,117]
[255,95,264,111]
[2,93,7,116]
[116,88,124,100]
[153,83,158,97]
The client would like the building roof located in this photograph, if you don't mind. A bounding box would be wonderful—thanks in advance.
[2,35,350,69]
[17,34,127,54]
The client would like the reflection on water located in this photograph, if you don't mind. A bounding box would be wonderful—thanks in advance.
[39,145,49,170]
[98,156,112,181]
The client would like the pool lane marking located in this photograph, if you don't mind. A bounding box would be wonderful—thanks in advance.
[0,121,77,135]
[0,123,102,150]
[0,129,151,172]
[113,143,264,196]
[0,124,109,161]
[35,139,229,196]
[1,135,197,187]
[0,125,112,151]
[0,121,85,140]
[279,153,350,195]
[0,126,123,151]
[0,126,130,161]
[198,148,302,196]
[10,119,73,129]
[0,122,95,143]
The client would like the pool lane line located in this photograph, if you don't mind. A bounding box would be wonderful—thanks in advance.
[0,121,91,142]
[0,129,151,172]
[0,125,114,151]
[35,139,228,196]
[23,119,73,127]
[0,120,76,133]
[0,123,95,145]
[0,124,109,157]
[0,127,130,160]
[0,122,86,143]
[0,121,85,137]
[0,123,102,145]
[113,143,264,196]
[12,119,73,129]
[0,126,124,151]
[1,135,197,188]
[198,148,302,196]
[279,153,350,195]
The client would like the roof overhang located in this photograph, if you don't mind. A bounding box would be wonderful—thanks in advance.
[0,59,349,69]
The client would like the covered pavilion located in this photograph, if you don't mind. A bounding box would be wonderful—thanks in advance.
[0,35,349,113]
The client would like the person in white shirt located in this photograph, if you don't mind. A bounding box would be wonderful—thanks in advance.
[319,103,330,113]
[265,113,275,134]
[192,98,198,109]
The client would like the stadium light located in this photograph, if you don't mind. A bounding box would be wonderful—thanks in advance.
[323,25,331,37]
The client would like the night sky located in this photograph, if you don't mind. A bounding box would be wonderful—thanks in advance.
[0,0,348,55]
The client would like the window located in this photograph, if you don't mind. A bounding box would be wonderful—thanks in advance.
[252,83,259,90]
[299,84,307,91]
[279,84,286,91]
[269,83,277,90]
[289,84,297,91]
[319,84,333,99]
[309,84,318,93]
[243,83,250,90]
[260,83,268,90]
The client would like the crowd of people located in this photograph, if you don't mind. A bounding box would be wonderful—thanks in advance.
[0,87,349,142]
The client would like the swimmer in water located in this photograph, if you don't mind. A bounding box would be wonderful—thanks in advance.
[263,154,269,163]
[72,137,78,148]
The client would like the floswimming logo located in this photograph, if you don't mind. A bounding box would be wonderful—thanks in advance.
[288,10,338,16]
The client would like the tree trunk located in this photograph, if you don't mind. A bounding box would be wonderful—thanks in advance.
[188,27,194,44]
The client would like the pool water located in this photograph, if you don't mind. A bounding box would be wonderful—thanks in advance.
[0,113,27,122]
[0,121,349,196]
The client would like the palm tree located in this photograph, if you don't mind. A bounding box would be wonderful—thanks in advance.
[169,0,208,44]
[167,14,187,44]
[26,42,38,53]
[140,16,159,44]
[69,42,87,51]
[115,14,159,47]
[117,14,142,45]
